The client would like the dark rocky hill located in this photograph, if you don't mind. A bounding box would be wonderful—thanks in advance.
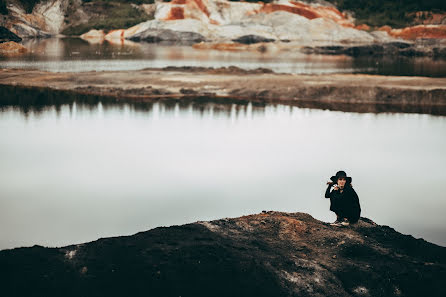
[1,211,445,297]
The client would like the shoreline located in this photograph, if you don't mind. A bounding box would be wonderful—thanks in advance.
[1,67,446,115]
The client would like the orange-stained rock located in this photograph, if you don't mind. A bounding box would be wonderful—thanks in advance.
[388,25,446,40]
[161,0,217,24]
[356,24,371,31]
[254,1,355,28]
[0,41,27,55]
[378,25,392,33]
[258,3,320,20]
[157,0,354,27]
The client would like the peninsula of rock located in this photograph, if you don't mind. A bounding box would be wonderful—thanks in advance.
[1,67,446,115]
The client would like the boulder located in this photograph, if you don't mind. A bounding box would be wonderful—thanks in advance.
[0,26,22,43]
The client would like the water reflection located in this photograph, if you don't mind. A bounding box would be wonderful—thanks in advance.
[0,38,445,76]
[2,83,446,117]
[1,98,446,250]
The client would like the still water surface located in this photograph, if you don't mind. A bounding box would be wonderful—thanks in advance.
[1,101,446,249]
[1,38,445,76]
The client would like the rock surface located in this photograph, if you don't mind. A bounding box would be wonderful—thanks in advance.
[0,211,445,297]
[1,67,446,115]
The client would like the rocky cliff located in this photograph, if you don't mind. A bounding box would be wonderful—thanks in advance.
[0,211,445,297]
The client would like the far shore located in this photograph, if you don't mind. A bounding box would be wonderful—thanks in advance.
[1,67,446,115]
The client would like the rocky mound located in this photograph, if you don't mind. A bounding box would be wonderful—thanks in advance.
[1,211,445,297]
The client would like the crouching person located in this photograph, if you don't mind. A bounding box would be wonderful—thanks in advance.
[325,170,361,226]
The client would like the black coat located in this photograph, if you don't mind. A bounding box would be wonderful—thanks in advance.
[325,184,361,223]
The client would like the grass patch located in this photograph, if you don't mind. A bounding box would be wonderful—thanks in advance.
[62,2,152,36]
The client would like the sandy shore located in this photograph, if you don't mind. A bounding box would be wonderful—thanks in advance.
[1,67,446,115]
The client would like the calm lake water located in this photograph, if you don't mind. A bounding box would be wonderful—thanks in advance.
[1,99,446,249]
[0,38,445,76]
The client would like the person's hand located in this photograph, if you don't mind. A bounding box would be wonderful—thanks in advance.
[333,185,339,191]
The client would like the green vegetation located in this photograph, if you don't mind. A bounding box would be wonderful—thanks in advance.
[62,2,151,36]
[18,0,40,13]
[319,0,446,28]
[83,0,154,4]
[0,0,7,15]
[0,0,8,15]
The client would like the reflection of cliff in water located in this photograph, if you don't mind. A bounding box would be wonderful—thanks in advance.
[1,84,446,116]
[1,38,446,77]
[352,55,446,77]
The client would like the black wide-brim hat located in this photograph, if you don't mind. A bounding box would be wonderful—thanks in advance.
[330,170,352,183]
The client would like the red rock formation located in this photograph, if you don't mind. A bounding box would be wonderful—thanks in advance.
[163,0,216,23]
[159,0,355,27]
[252,1,354,28]
[355,24,371,31]
[258,3,320,20]
[379,25,446,40]
[168,7,185,20]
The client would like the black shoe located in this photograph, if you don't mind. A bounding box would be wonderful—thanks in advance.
[330,219,342,226]
[340,218,350,226]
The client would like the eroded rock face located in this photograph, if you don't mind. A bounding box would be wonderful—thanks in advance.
[0,211,445,297]
[125,1,378,44]
[3,0,66,38]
